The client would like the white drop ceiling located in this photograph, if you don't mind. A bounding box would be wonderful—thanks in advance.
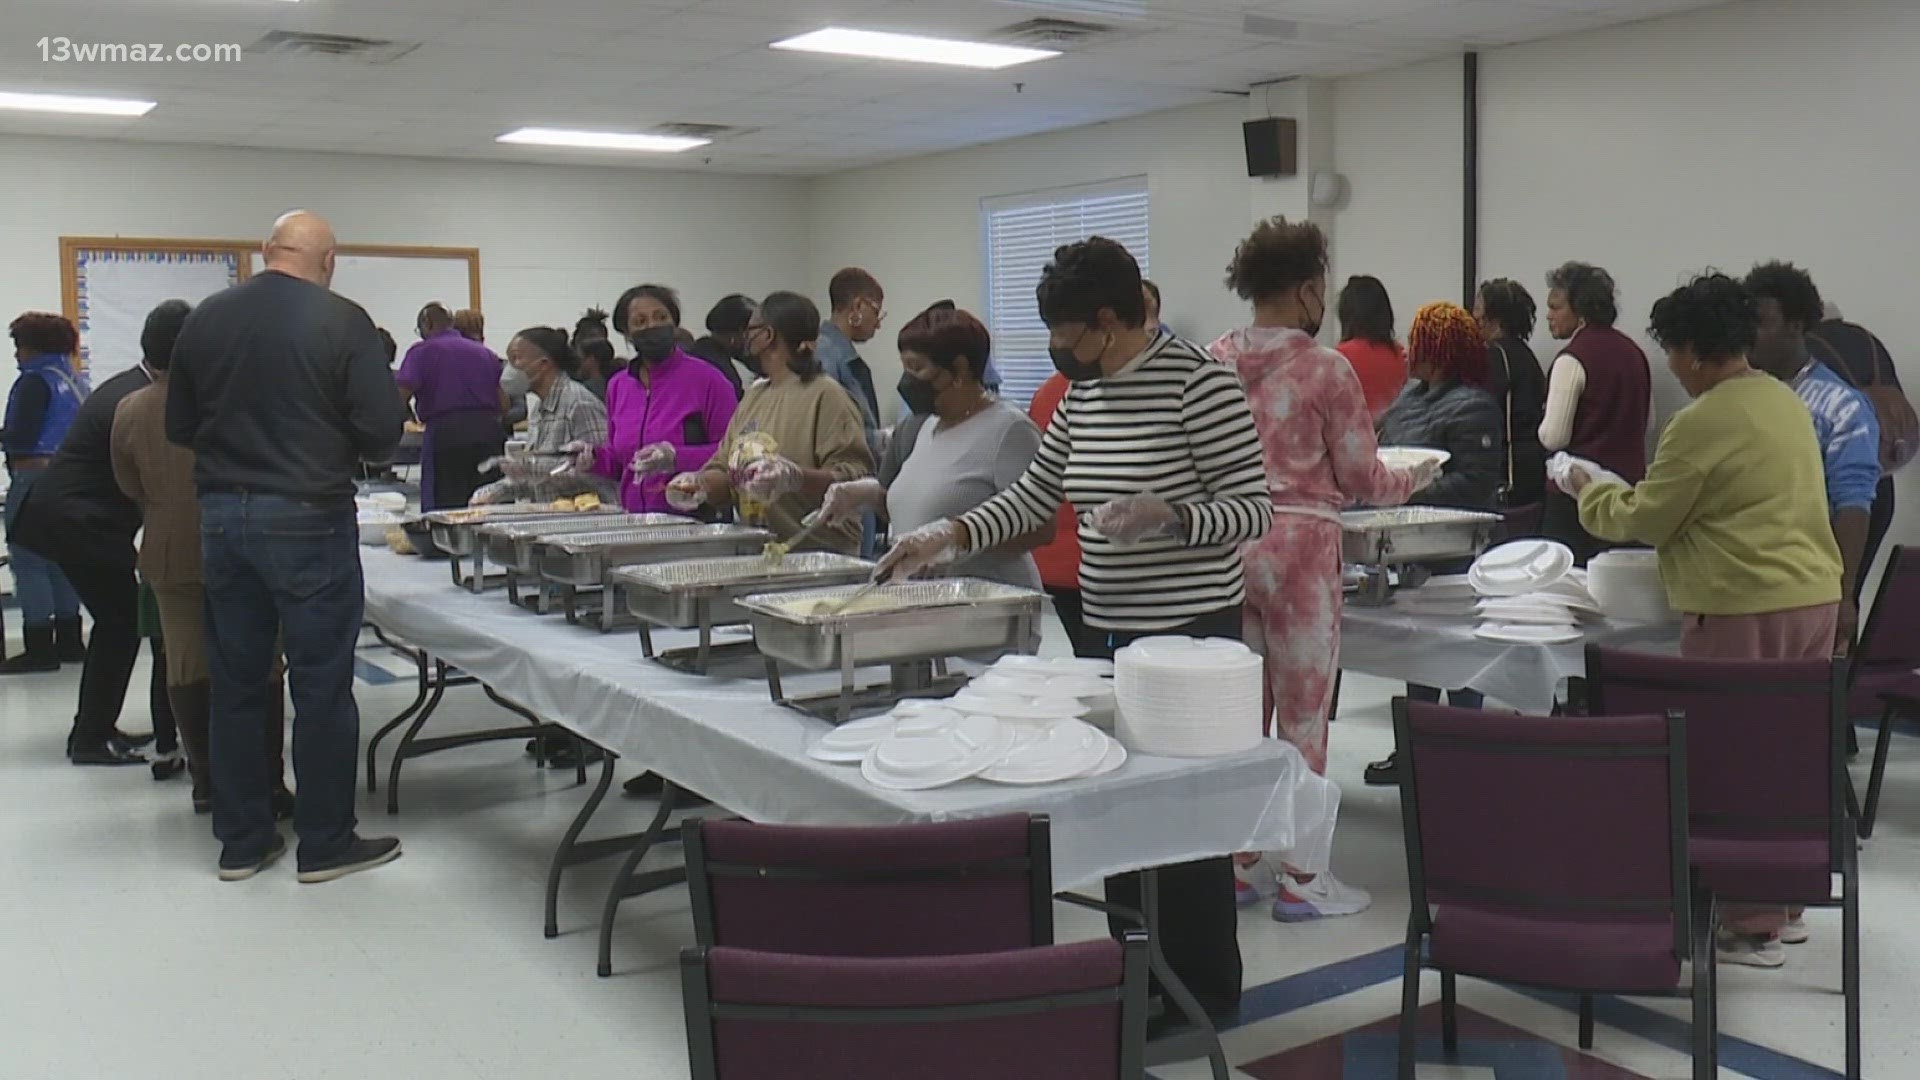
[0,0,1728,175]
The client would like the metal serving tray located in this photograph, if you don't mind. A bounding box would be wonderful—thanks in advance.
[740,579,1043,670]
[538,524,774,588]
[481,513,682,575]
[1339,507,1501,566]
[617,553,875,630]
[425,504,620,591]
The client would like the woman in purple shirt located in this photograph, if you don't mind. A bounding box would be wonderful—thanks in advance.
[568,284,736,514]
[397,302,505,509]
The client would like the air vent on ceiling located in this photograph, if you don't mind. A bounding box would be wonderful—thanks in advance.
[653,122,749,141]
[251,30,420,64]
[994,17,1116,50]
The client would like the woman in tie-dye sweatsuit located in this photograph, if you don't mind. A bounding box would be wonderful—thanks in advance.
[1210,220,1424,776]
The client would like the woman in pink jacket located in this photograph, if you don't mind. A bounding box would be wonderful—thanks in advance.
[1210,218,1434,922]
[569,284,737,514]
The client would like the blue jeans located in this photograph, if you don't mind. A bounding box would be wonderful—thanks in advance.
[4,468,80,625]
[201,493,364,865]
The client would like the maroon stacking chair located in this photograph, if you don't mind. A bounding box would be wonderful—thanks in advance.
[1587,647,1860,1080]
[1392,701,1711,1080]
[1853,546,1920,837]
[681,936,1148,1080]
[683,814,1053,956]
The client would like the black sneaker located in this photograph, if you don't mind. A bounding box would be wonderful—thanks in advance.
[621,771,712,806]
[218,832,287,882]
[70,738,148,767]
[297,836,402,884]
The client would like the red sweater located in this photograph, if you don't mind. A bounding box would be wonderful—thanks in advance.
[1336,338,1408,419]
[1025,374,1080,590]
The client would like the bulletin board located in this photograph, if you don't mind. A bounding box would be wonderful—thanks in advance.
[61,237,254,382]
[329,244,482,344]
[60,237,483,381]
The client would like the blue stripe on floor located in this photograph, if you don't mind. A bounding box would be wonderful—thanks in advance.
[1207,943,1845,1080]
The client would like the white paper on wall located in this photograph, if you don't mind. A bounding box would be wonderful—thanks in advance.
[76,250,241,383]
[330,254,477,351]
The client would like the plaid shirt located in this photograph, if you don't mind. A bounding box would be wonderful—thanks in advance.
[474,374,617,504]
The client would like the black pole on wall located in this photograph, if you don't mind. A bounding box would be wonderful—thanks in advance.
[1463,51,1480,307]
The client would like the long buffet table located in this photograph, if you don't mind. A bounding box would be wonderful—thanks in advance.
[1339,589,1683,713]
[359,547,1339,1080]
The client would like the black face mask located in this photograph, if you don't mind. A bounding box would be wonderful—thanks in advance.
[630,326,676,363]
[1049,329,1107,382]
[1300,285,1326,338]
[898,371,940,416]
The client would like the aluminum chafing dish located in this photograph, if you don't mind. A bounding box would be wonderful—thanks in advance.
[738,578,1044,722]
[1340,507,1501,605]
[537,524,773,632]
[613,553,875,674]
[424,504,618,592]
[481,513,682,610]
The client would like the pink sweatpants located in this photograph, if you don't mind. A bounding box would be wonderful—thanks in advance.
[1241,518,1343,776]
[1680,602,1840,937]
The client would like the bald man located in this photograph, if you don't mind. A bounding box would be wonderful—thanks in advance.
[168,210,407,884]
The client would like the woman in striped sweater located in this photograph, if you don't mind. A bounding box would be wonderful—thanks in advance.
[877,236,1271,1018]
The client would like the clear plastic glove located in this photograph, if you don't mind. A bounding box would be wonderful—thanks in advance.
[469,483,508,506]
[561,440,597,473]
[665,473,707,513]
[738,456,803,501]
[1088,493,1182,543]
[1406,458,1443,492]
[875,520,965,583]
[816,477,885,526]
[630,442,677,477]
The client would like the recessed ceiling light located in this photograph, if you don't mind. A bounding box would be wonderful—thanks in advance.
[496,127,710,153]
[771,28,1060,70]
[0,90,156,117]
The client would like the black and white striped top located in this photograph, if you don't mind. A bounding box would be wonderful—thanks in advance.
[959,333,1272,631]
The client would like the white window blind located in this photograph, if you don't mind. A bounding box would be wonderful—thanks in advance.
[983,179,1149,407]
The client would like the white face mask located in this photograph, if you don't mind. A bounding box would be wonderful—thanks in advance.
[501,363,532,398]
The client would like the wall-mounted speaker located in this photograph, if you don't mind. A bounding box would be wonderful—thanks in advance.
[1243,116,1298,178]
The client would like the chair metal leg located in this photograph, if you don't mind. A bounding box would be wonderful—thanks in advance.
[1578,993,1595,1050]
[1439,970,1457,1052]
[1844,826,1862,1079]
[1692,889,1719,1080]
[1398,936,1421,1080]
[1863,706,1898,840]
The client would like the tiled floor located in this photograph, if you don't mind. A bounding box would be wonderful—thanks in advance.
[1,624,1914,1079]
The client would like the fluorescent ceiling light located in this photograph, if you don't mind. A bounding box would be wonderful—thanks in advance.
[496,127,710,153]
[771,28,1060,70]
[0,90,155,117]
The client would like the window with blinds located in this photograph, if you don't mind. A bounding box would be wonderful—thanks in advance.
[982,179,1150,407]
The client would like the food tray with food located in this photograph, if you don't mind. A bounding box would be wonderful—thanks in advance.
[739,579,1044,673]
[481,513,682,575]
[1339,507,1502,566]
[538,524,774,587]
[425,502,614,557]
[617,553,874,631]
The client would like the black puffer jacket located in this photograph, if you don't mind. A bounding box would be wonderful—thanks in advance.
[1376,379,1505,510]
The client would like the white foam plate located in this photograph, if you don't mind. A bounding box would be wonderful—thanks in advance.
[1077,738,1128,778]
[861,714,1016,790]
[993,656,1115,679]
[949,689,1089,720]
[808,708,963,763]
[1470,540,1574,597]
[980,721,1111,785]
[1377,446,1452,470]
[1474,623,1586,645]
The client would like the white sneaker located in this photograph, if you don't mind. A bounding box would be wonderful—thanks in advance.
[1273,872,1372,922]
[1779,916,1810,945]
[1716,929,1786,969]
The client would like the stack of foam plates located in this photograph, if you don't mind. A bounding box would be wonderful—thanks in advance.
[1114,637,1263,758]
[1468,539,1575,597]
[992,656,1116,679]
[860,714,1018,791]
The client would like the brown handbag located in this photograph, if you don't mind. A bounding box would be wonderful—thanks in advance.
[1810,328,1918,472]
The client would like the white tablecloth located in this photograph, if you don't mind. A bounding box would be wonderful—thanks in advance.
[360,551,1339,889]
[1339,591,1682,714]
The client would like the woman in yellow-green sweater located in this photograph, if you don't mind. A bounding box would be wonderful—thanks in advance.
[1560,272,1839,968]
